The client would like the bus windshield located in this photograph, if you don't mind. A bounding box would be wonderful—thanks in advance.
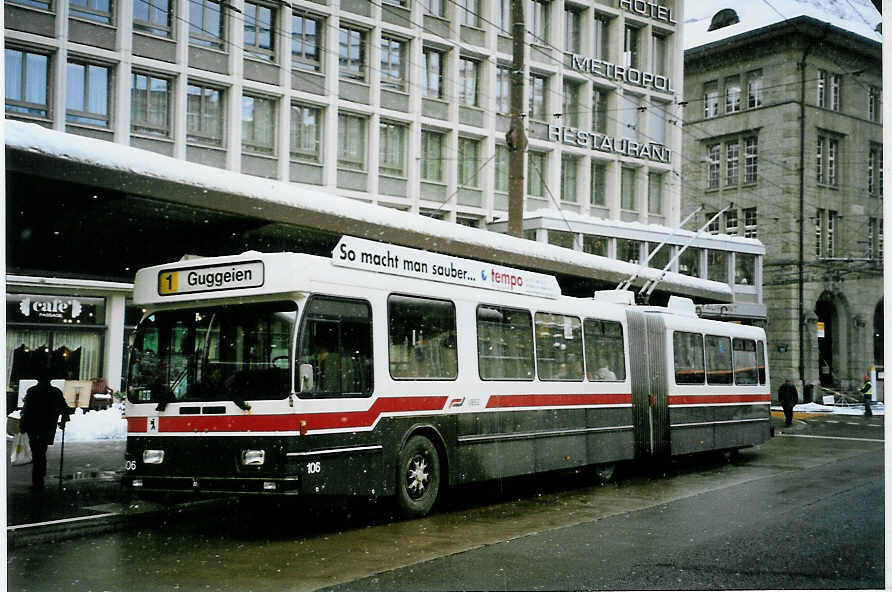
[127,301,297,406]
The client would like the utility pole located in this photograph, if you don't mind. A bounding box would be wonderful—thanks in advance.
[506,0,527,238]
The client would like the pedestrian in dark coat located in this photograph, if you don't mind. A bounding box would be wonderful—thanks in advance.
[860,375,873,417]
[778,379,798,427]
[19,370,71,489]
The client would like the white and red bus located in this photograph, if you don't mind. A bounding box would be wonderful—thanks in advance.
[123,236,771,517]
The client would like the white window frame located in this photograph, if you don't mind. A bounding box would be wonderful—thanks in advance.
[241,93,277,155]
[186,81,224,146]
[290,102,322,162]
[130,70,172,137]
[189,0,225,49]
[65,60,110,128]
[243,1,276,62]
[379,120,407,177]
[337,112,367,170]
[338,25,367,81]
[292,13,323,72]
[5,47,50,119]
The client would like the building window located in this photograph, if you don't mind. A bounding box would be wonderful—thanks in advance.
[459,0,479,27]
[379,121,407,177]
[421,130,445,182]
[527,151,546,197]
[339,26,366,81]
[743,136,758,184]
[495,144,509,193]
[497,0,510,33]
[8,0,51,9]
[422,47,445,99]
[649,100,667,145]
[529,73,547,120]
[743,207,757,238]
[70,0,113,24]
[290,102,322,162]
[830,73,841,111]
[591,162,606,206]
[678,247,700,277]
[530,0,549,43]
[564,7,580,53]
[725,75,740,113]
[868,144,883,196]
[724,208,738,235]
[624,25,639,69]
[131,72,171,137]
[648,172,663,215]
[562,79,579,127]
[583,235,608,256]
[458,137,480,188]
[706,143,720,189]
[868,85,881,122]
[496,65,510,113]
[5,48,49,119]
[706,212,719,234]
[423,0,445,18]
[725,140,739,186]
[621,167,636,210]
[707,250,726,282]
[651,33,667,77]
[241,94,276,155]
[337,112,366,170]
[817,135,839,187]
[621,92,639,141]
[817,69,826,108]
[827,210,837,257]
[868,218,877,259]
[186,82,223,146]
[703,80,718,119]
[292,13,322,72]
[617,239,640,264]
[381,36,407,92]
[747,69,763,108]
[134,0,172,37]
[244,2,275,61]
[815,208,824,257]
[592,87,608,134]
[459,57,479,107]
[561,155,578,203]
[457,216,481,228]
[66,61,110,127]
[593,15,610,60]
[189,0,224,49]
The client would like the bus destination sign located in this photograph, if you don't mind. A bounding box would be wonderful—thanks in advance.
[157,261,265,296]
[333,237,561,299]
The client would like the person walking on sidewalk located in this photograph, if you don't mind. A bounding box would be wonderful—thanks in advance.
[860,375,873,417]
[19,368,71,490]
[778,378,798,427]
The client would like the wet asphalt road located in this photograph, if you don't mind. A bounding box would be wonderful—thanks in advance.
[6,415,884,591]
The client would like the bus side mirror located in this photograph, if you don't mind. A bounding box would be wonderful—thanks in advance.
[299,363,314,392]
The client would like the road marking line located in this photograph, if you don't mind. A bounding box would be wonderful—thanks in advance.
[7,512,118,531]
[777,433,884,443]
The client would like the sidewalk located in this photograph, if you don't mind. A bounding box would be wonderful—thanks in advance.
[5,437,227,549]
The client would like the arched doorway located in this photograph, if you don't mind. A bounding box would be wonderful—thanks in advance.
[815,293,839,388]
[875,300,884,366]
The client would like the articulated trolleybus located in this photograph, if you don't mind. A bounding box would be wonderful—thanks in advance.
[124,237,770,517]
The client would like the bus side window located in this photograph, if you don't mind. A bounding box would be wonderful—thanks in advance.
[673,331,705,384]
[757,340,767,385]
[733,338,758,385]
[388,295,457,380]
[534,313,583,381]
[583,319,625,382]
[476,305,534,380]
[705,335,732,385]
[297,297,373,397]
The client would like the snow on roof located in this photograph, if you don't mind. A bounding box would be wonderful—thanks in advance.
[4,119,732,299]
[684,0,881,50]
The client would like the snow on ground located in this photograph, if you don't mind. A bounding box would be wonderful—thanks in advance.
[772,402,884,416]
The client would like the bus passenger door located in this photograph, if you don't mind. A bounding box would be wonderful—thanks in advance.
[626,311,670,459]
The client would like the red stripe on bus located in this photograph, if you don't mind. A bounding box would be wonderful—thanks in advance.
[487,393,632,408]
[127,396,449,434]
[668,394,770,405]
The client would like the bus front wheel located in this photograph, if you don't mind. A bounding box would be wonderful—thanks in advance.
[396,435,441,519]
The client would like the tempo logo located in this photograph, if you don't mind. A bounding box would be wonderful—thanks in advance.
[489,269,524,289]
[480,270,488,281]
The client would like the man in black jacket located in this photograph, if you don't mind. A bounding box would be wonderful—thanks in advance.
[20,369,71,490]
[778,379,798,427]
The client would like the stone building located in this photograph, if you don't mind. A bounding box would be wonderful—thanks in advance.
[683,13,883,394]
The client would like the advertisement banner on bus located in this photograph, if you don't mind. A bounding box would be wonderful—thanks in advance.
[332,236,561,299]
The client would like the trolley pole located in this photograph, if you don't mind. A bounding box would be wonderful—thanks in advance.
[506,0,527,238]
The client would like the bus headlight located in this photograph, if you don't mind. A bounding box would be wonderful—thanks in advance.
[241,449,266,466]
[143,450,165,464]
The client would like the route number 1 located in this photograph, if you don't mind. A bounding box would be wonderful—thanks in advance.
[158,271,179,295]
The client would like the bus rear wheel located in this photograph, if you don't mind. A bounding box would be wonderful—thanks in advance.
[396,435,441,519]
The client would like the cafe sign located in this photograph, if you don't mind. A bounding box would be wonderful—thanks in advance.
[7,293,105,324]
[19,296,82,321]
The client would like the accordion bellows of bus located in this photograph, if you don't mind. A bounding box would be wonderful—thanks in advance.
[123,236,771,518]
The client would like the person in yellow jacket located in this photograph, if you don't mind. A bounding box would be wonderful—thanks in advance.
[860,375,873,417]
